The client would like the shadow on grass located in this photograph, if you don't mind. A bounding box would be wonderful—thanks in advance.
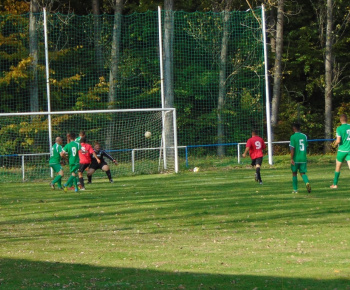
[0,258,349,289]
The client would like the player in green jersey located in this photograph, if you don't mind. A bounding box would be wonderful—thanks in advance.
[60,132,81,192]
[290,123,311,194]
[49,137,64,190]
[330,114,350,189]
[75,130,86,143]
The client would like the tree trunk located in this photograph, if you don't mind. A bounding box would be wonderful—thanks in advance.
[29,0,39,113]
[163,0,175,169]
[270,0,284,140]
[324,0,333,152]
[106,0,123,149]
[108,0,123,107]
[92,0,104,78]
[217,10,230,157]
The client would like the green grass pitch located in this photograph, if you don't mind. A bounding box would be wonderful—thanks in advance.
[0,161,350,289]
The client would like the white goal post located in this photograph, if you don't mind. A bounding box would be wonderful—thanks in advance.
[0,108,178,182]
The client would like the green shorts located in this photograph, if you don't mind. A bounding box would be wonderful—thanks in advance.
[336,151,350,163]
[291,163,307,173]
[50,163,63,173]
[69,163,80,174]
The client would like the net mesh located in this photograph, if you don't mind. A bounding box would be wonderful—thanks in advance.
[0,110,175,182]
[0,9,264,181]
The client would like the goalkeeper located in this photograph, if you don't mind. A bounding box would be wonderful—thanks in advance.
[87,142,117,183]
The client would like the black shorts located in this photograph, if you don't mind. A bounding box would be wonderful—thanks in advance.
[89,161,108,171]
[78,163,90,173]
[251,157,263,167]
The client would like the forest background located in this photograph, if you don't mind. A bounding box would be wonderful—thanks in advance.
[1,0,350,154]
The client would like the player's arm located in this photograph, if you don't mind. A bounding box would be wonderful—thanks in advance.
[290,146,295,165]
[242,146,250,158]
[333,136,341,147]
[102,150,118,165]
[92,152,101,163]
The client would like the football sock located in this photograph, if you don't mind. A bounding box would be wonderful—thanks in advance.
[88,175,92,183]
[292,176,298,191]
[333,171,340,185]
[52,175,61,185]
[301,174,309,184]
[73,176,78,188]
[256,167,262,182]
[79,177,85,188]
[66,175,75,187]
[57,177,62,188]
[106,170,112,180]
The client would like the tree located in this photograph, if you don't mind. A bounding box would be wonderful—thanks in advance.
[270,0,284,139]
[324,0,333,151]
[92,0,104,78]
[29,0,39,112]
[106,0,123,149]
[163,0,175,164]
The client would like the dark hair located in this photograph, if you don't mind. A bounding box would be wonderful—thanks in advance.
[80,130,86,136]
[80,136,87,143]
[252,129,258,135]
[69,132,76,140]
[340,114,348,122]
[292,123,301,131]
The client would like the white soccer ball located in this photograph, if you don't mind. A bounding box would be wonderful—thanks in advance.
[193,167,199,172]
[145,131,152,139]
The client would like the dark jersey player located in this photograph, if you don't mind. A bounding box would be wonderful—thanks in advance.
[87,142,118,183]
[242,130,266,184]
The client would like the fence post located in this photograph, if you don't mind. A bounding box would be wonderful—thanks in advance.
[237,144,241,164]
[132,149,135,173]
[21,155,25,182]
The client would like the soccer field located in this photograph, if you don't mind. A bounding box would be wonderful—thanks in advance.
[0,162,349,289]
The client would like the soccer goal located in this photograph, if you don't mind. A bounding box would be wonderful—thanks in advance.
[0,108,178,182]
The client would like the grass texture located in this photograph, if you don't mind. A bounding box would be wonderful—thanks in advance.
[0,160,350,289]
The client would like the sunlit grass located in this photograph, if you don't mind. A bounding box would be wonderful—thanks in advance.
[0,158,349,289]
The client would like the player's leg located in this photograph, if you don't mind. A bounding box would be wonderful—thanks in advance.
[87,168,96,184]
[255,158,263,184]
[50,164,63,189]
[251,159,258,182]
[331,152,346,188]
[299,163,311,193]
[78,164,88,190]
[291,163,298,193]
[102,164,113,182]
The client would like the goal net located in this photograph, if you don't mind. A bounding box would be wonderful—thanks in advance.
[0,108,178,182]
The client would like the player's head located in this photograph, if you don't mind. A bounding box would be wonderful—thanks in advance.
[80,136,87,143]
[251,129,258,136]
[340,114,348,123]
[94,142,100,151]
[292,123,301,132]
[79,130,86,137]
[69,132,76,141]
[55,137,62,144]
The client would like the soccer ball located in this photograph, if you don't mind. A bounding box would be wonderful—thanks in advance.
[193,167,199,172]
[145,131,152,138]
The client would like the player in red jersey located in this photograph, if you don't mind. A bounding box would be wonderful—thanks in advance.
[78,137,100,190]
[242,130,266,184]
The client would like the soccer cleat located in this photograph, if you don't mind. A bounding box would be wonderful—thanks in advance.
[87,181,92,184]
[80,187,86,191]
[74,187,79,192]
[259,181,263,185]
[254,173,258,182]
[57,187,63,190]
[306,183,311,193]
[109,179,114,183]
[292,190,298,194]
[330,184,338,189]
[50,182,55,190]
